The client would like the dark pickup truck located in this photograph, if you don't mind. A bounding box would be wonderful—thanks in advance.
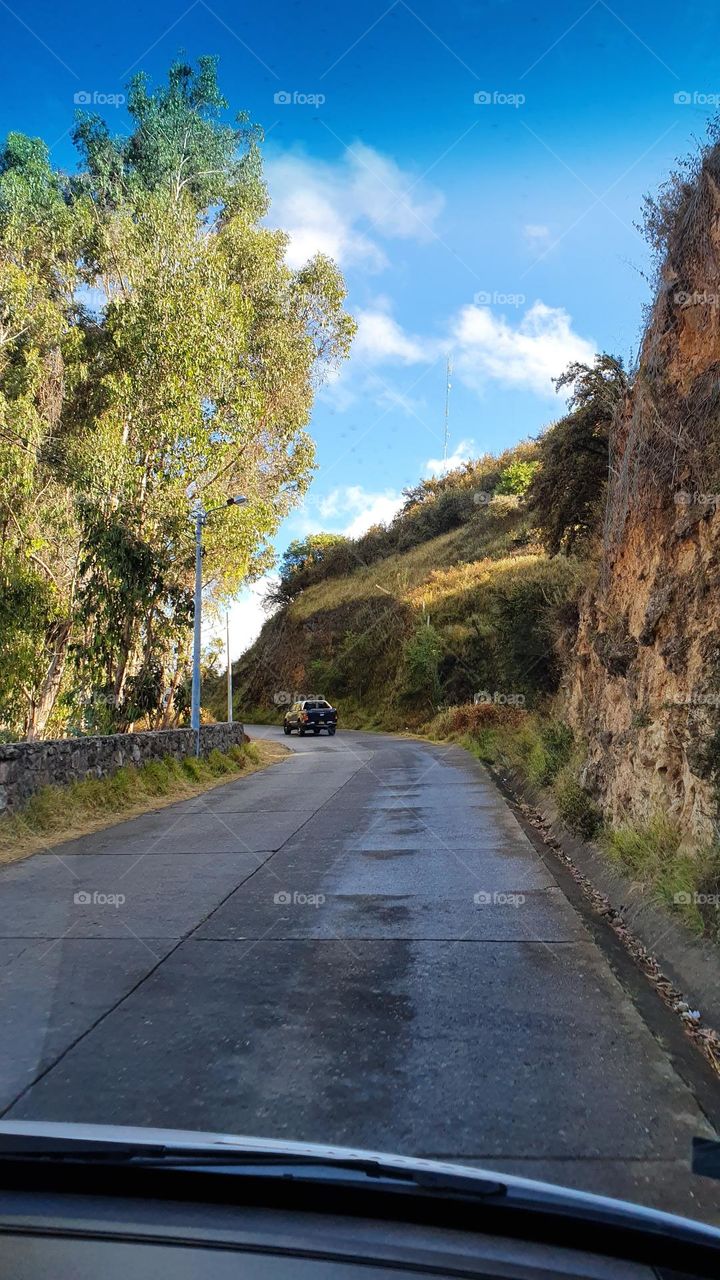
[283,698,338,736]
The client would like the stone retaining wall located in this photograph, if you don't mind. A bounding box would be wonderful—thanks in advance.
[0,723,246,813]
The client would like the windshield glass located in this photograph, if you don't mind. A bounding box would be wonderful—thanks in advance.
[1,0,720,1235]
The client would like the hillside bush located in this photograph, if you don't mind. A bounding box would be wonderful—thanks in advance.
[401,622,444,709]
[528,354,629,554]
[496,460,539,496]
[416,555,585,708]
[552,762,602,839]
[425,701,527,738]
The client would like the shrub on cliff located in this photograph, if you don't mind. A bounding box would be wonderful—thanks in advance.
[553,764,602,840]
[425,701,527,739]
[528,354,629,554]
[496,460,539,496]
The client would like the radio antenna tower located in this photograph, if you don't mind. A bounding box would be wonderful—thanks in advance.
[442,354,453,463]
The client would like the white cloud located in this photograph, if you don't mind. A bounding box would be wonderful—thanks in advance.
[265,163,386,271]
[264,145,444,270]
[292,484,404,540]
[340,297,593,404]
[452,301,595,398]
[424,438,475,477]
[353,308,439,365]
[346,143,444,241]
[523,223,551,249]
[207,577,278,662]
[319,484,405,536]
[368,381,429,417]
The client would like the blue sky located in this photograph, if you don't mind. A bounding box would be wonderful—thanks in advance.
[1,0,718,651]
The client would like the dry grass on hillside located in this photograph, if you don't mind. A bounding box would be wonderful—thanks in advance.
[288,528,467,619]
[288,514,539,622]
[407,553,543,610]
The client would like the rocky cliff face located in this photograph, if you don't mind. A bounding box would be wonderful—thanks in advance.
[564,147,720,845]
[565,500,720,842]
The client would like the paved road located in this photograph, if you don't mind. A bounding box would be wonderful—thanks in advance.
[1,728,718,1220]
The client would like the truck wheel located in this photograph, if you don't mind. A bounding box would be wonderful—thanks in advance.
[328,727,336,736]
[313,727,320,735]
[283,724,291,735]
[299,727,306,736]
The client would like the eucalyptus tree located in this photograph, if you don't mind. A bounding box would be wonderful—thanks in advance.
[0,133,89,737]
[0,57,354,736]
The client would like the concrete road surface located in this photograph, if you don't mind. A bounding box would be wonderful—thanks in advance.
[1,727,719,1221]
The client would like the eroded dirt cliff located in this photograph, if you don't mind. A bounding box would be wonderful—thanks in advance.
[564,146,720,844]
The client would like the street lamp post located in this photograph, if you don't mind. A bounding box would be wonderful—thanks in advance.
[226,610,233,725]
[190,496,248,755]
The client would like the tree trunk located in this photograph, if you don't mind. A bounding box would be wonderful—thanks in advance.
[25,620,72,740]
[112,623,134,708]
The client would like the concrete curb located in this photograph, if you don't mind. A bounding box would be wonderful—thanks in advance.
[488,763,720,1034]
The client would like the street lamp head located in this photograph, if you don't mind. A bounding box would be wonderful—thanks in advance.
[227,495,248,506]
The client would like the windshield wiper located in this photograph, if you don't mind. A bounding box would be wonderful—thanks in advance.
[0,1134,506,1198]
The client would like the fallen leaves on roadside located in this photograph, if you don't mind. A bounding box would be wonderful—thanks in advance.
[498,773,720,1078]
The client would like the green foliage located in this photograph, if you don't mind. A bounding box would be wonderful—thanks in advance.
[552,763,602,840]
[181,756,207,783]
[402,622,443,708]
[425,556,585,709]
[432,705,597,842]
[492,716,575,787]
[0,56,354,740]
[207,748,235,775]
[496,460,539,495]
[528,354,629,554]
[234,476,585,726]
[457,728,502,763]
[533,720,574,785]
[434,708,572,792]
[482,562,579,698]
[604,818,720,940]
[140,759,175,795]
[334,607,404,699]
[276,533,353,601]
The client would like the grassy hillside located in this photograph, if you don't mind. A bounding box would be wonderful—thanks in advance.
[217,446,588,732]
